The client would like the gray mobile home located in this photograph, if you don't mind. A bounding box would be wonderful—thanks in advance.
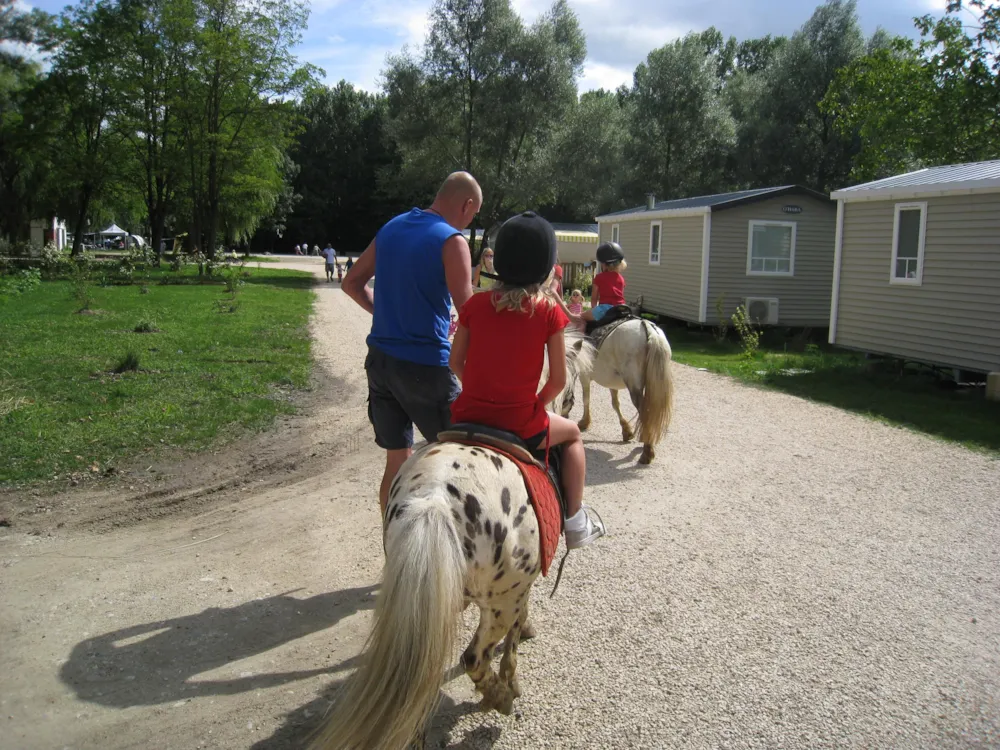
[829,160,1000,374]
[595,186,836,327]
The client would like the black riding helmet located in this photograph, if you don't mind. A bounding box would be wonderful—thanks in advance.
[492,211,557,287]
[596,240,625,264]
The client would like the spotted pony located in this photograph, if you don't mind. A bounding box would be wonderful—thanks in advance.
[309,330,595,750]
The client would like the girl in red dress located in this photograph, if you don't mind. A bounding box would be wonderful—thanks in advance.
[449,211,606,549]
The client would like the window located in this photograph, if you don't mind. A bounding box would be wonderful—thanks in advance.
[649,221,661,265]
[611,223,619,244]
[891,202,927,284]
[747,220,796,276]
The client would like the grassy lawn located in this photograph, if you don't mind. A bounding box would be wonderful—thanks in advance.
[662,322,1000,455]
[0,266,315,485]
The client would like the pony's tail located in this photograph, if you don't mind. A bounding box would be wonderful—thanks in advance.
[309,490,465,750]
[636,320,674,447]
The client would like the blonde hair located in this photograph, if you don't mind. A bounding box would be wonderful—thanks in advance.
[491,268,555,316]
[601,259,627,273]
[570,289,583,298]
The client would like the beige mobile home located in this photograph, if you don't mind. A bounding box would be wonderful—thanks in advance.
[829,160,1000,374]
[595,186,836,327]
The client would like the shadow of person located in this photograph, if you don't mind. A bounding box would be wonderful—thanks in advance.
[583,445,645,486]
[250,674,498,750]
[60,584,378,708]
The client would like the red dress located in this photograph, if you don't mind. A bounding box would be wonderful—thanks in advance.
[451,293,569,440]
[592,271,626,306]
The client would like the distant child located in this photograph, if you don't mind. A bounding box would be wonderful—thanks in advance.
[449,211,606,550]
[567,289,586,333]
[575,241,627,324]
[346,256,354,272]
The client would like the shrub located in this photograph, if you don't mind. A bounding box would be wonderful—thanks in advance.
[134,318,159,333]
[113,350,141,373]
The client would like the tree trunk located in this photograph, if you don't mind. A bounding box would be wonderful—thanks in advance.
[71,186,93,257]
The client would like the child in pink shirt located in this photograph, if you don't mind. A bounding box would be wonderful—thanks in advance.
[567,289,586,332]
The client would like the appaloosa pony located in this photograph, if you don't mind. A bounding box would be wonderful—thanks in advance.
[308,330,595,750]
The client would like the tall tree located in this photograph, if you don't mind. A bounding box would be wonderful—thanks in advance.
[0,0,55,240]
[280,81,403,254]
[383,0,585,242]
[176,0,314,257]
[822,0,1000,181]
[44,0,131,255]
[736,0,866,192]
[627,32,736,201]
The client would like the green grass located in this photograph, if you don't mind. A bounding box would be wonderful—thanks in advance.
[664,323,1000,455]
[0,266,315,485]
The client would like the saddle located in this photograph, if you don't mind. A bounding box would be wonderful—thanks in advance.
[438,422,566,577]
[584,304,636,337]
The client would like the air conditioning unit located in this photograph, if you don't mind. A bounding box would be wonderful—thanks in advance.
[744,297,779,325]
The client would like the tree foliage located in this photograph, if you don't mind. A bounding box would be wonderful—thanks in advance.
[823,0,1000,180]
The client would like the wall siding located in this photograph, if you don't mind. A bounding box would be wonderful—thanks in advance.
[598,216,703,321]
[707,195,836,327]
[835,193,1000,372]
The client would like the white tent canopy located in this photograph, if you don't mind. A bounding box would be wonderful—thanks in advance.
[100,223,128,236]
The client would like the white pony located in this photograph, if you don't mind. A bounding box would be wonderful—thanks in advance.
[556,315,674,464]
[309,331,595,750]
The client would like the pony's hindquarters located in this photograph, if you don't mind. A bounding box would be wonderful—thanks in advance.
[309,489,465,750]
[636,320,674,448]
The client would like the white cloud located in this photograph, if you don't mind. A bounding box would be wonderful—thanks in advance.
[579,60,632,93]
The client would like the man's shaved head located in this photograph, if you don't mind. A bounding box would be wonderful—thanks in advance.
[431,171,483,230]
[436,171,482,205]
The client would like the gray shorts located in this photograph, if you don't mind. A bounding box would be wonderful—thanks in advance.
[364,345,460,450]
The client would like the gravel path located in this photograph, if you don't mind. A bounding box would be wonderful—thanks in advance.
[2,257,998,749]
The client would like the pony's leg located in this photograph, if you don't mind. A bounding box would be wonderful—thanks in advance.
[499,599,529,700]
[610,389,634,442]
[577,374,592,432]
[463,597,522,715]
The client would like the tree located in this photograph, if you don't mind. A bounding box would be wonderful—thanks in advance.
[175,0,314,257]
[626,32,736,201]
[44,0,132,255]
[822,0,1000,181]
[383,0,585,244]
[540,89,630,220]
[0,0,55,240]
[279,81,403,254]
[741,0,866,192]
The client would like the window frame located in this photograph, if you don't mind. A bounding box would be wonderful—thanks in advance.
[648,220,661,266]
[746,219,797,277]
[611,223,620,244]
[890,201,927,286]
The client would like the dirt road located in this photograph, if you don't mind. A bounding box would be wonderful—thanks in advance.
[2,257,998,749]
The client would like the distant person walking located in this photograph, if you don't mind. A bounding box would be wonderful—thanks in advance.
[342,171,480,513]
[321,244,338,282]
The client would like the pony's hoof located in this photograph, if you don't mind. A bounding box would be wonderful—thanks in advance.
[638,445,655,464]
[621,427,634,443]
[577,419,591,432]
[510,676,522,698]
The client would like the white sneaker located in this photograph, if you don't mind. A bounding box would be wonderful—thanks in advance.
[564,506,606,549]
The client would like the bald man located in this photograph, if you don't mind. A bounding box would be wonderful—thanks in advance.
[343,171,481,513]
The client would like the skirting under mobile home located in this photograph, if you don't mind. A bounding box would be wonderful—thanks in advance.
[596,186,836,327]
[829,160,1000,374]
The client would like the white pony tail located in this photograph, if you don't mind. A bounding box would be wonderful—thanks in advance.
[309,490,465,750]
[637,320,674,446]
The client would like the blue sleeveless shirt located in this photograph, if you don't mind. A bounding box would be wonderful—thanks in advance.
[367,208,462,367]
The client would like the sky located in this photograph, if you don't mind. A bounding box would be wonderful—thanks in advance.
[22,0,953,93]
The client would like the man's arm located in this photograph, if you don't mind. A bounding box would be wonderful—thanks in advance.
[442,234,474,311]
[343,239,376,315]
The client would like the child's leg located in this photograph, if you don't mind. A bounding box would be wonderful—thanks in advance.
[547,413,584,516]
[548,413,605,547]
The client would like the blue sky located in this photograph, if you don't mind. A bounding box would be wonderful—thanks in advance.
[24,0,953,93]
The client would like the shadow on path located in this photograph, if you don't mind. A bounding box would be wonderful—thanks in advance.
[251,673,499,750]
[60,585,377,707]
